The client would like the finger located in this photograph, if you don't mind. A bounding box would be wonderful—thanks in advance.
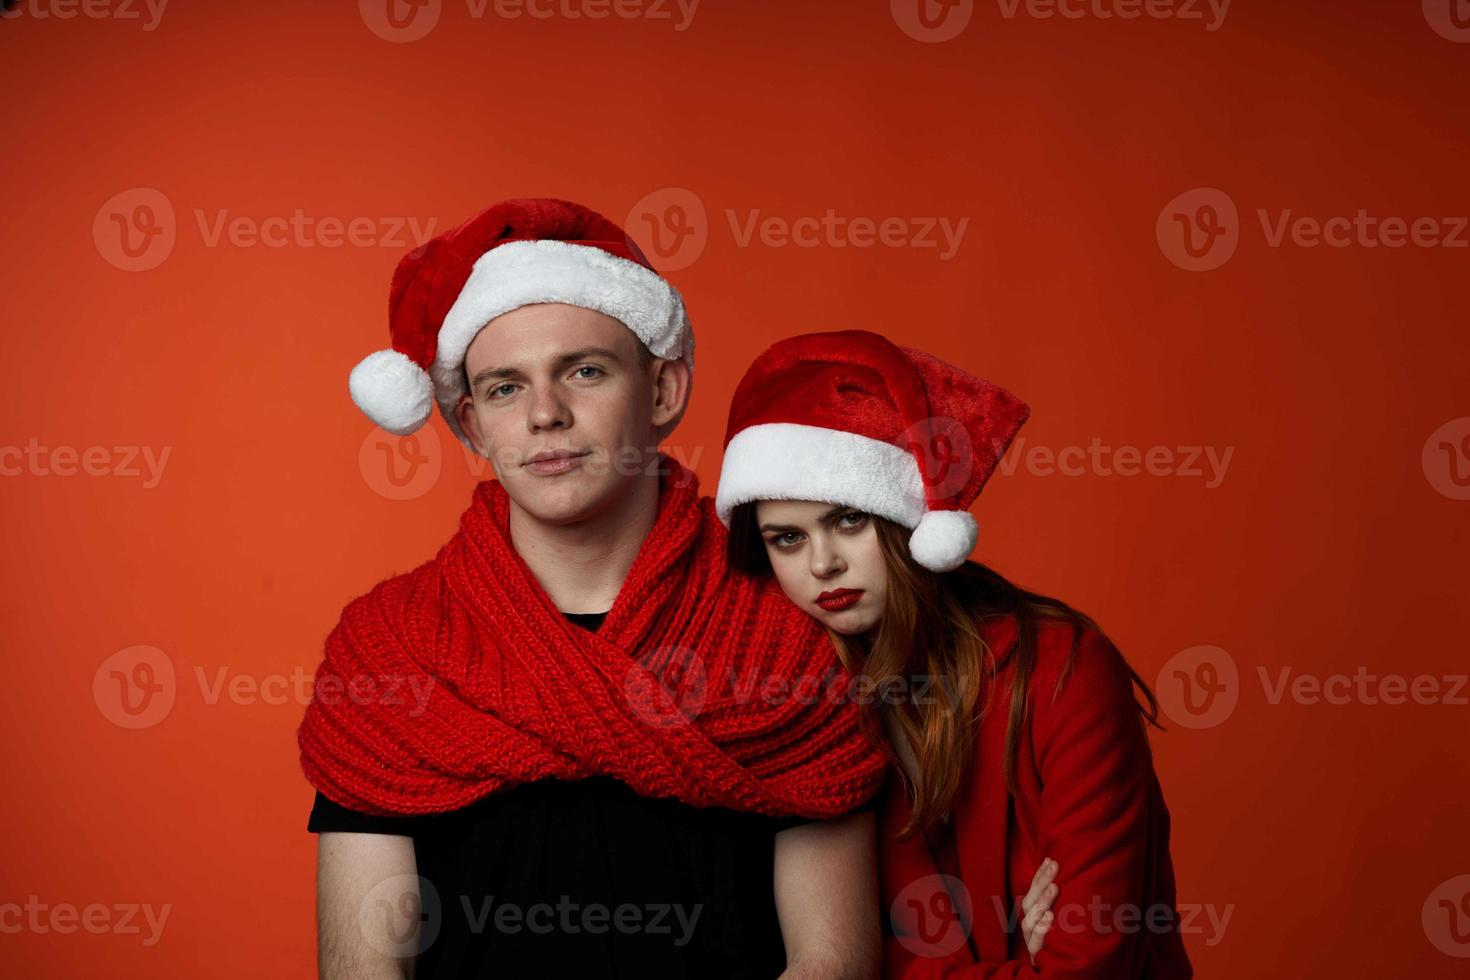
[1023,881,1058,952]
[1036,882,1059,916]
[1027,910,1054,957]
[1021,858,1057,913]
[1023,894,1048,936]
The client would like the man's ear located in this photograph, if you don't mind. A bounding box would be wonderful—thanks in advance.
[454,394,489,456]
[650,357,693,442]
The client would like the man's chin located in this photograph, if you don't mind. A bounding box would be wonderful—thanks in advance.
[503,473,616,527]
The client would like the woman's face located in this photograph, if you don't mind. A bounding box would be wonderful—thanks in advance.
[755,500,888,636]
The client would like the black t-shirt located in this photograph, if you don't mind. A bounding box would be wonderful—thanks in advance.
[308,609,818,978]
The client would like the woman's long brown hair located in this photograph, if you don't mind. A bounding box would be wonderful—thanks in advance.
[727,503,1163,840]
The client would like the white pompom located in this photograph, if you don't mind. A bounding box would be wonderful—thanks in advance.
[348,349,434,436]
[908,509,979,573]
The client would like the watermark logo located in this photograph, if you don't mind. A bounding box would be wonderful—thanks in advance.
[1157,644,1238,729]
[359,0,698,41]
[1258,666,1467,708]
[360,0,442,42]
[0,897,171,946]
[726,208,969,259]
[0,439,172,487]
[995,0,1229,30]
[624,187,970,267]
[626,187,709,272]
[993,436,1234,489]
[94,647,436,728]
[94,188,176,272]
[1422,417,1470,501]
[1423,874,1470,958]
[891,0,974,43]
[1161,187,1469,270]
[891,873,974,957]
[359,425,443,501]
[1423,0,1470,42]
[625,644,709,729]
[1160,648,1466,730]
[361,874,441,958]
[93,645,177,729]
[1157,187,1238,272]
[892,0,1230,41]
[0,0,168,30]
[903,416,976,500]
[94,188,439,270]
[992,894,1233,947]
[1258,209,1468,249]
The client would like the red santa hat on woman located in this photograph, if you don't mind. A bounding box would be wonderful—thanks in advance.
[348,198,694,453]
[715,330,1029,573]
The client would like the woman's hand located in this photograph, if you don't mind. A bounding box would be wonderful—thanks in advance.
[1020,857,1059,966]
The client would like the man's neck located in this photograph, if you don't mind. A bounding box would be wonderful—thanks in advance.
[506,472,661,615]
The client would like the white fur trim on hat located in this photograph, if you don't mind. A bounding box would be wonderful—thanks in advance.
[348,348,435,436]
[430,240,694,452]
[715,423,928,529]
[908,509,978,572]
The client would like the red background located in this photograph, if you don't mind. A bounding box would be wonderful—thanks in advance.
[2,0,1467,976]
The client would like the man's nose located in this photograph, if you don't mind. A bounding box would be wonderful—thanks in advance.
[527,387,571,432]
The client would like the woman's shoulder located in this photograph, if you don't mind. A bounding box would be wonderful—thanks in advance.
[974,608,1132,703]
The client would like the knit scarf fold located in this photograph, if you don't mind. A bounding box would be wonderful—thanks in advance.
[297,456,886,818]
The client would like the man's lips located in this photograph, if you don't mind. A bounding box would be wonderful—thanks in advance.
[815,589,864,612]
[523,449,589,475]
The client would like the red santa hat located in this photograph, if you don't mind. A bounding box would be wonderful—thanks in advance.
[348,198,694,453]
[715,330,1029,573]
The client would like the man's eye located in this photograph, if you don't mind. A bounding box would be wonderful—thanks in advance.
[489,383,517,399]
[572,365,603,380]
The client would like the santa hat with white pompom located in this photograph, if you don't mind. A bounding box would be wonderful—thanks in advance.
[714,329,1029,574]
[348,198,694,454]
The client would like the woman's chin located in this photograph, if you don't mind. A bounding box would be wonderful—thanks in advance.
[812,605,880,636]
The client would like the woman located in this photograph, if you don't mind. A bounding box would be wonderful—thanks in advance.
[715,329,1193,978]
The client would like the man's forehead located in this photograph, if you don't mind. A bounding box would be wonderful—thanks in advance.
[464,304,636,370]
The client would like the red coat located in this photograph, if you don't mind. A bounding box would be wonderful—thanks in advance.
[880,615,1192,979]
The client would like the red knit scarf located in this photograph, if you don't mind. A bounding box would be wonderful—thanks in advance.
[297,457,886,818]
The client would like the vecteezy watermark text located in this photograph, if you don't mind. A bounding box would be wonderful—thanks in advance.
[0,897,171,946]
[0,439,171,488]
[994,436,1234,488]
[94,188,439,272]
[0,0,167,30]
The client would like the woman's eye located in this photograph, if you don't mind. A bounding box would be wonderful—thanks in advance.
[768,532,803,549]
[838,511,869,530]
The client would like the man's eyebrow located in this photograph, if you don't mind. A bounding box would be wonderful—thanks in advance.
[553,346,622,368]
[468,364,522,391]
[758,505,852,534]
[467,347,623,392]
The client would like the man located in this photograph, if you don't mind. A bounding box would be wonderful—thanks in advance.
[297,198,888,978]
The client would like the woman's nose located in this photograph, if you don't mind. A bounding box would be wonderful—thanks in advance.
[809,541,847,578]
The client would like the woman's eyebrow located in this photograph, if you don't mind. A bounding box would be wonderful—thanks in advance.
[758,522,801,533]
[760,505,856,533]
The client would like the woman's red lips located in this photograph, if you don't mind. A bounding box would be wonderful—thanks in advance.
[815,589,864,612]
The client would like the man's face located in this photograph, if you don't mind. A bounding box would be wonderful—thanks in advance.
[454,303,678,526]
